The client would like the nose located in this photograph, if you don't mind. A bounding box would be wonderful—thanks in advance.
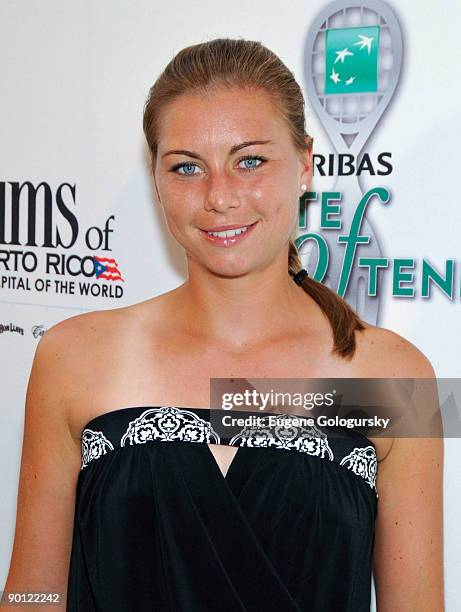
[204,171,240,214]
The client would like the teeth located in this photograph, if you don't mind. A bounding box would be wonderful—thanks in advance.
[207,225,250,238]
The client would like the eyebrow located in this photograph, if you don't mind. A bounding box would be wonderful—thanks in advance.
[162,140,274,160]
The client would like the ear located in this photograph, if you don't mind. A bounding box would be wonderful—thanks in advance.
[299,135,313,196]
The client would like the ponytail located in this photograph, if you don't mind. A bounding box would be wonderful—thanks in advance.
[288,240,365,359]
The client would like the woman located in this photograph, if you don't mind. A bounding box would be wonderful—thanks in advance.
[2,38,443,611]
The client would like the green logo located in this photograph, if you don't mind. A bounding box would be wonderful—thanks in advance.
[325,26,380,95]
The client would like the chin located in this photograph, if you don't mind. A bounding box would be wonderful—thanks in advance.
[205,261,255,279]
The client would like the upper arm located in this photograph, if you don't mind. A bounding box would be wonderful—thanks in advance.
[373,436,444,610]
[372,331,444,610]
[1,319,84,609]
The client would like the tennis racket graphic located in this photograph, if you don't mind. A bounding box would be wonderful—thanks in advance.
[303,0,402,323]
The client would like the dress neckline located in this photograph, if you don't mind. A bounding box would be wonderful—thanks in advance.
[79,404,377,451]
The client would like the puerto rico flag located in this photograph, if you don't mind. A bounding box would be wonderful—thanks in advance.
[93,256,124,282]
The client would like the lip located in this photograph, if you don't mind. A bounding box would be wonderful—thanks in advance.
[199,220,258,248]
[200,222,257,232]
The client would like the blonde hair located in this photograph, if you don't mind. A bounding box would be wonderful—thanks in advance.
[143,38,365,359]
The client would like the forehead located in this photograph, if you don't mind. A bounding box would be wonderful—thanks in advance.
[156,86,289,150]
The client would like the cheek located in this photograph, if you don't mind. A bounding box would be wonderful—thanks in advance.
[159,197,191,241]
[161,183,197,217]
[254,163,299,202]
[257,181,299,225]
[244,175,293,212]
[159,177,206,215]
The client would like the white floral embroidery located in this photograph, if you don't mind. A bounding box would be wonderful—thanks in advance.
[120,406,220,446]
[339,446,378,493]
[229,414,334,460]
[80,408,378,498]
[81,429,114,470]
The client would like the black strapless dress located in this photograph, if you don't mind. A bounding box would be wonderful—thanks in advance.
[66,406,378,611]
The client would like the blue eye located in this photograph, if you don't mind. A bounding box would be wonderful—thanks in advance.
[238,155,266,171]
[173,162,200,175]
[170,155,266,176]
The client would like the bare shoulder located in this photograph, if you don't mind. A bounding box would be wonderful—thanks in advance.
[350,323,439,465]
[39,306,137,417]
[44,305,128,345]
[353,322,436,378]
[42,302,145,364]
[43,298,171,436]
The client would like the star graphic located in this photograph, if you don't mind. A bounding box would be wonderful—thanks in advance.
[353,35,373,54]
[334,47,354,64]
[345,76,356,85]
[330,68,341,84]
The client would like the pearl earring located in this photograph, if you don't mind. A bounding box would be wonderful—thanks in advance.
[301,184,307,192]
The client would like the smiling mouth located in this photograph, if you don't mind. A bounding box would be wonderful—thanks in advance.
[199,220,259,247]
[201,221,258,237]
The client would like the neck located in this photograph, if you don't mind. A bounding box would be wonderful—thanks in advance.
[172,257,313,352]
